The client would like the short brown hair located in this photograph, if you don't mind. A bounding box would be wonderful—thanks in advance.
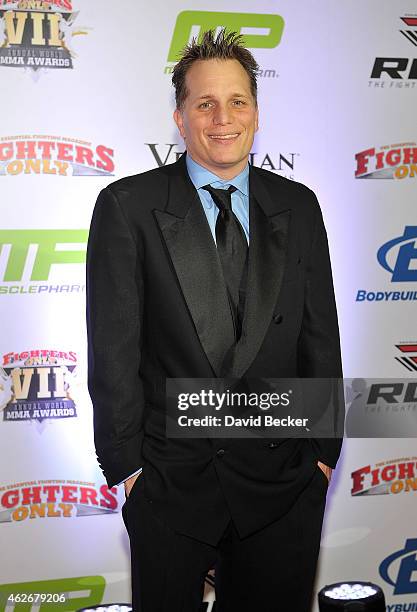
[172,28,259,109]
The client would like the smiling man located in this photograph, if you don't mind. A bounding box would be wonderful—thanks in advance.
[173,54,258,178]
[87,29,343,612]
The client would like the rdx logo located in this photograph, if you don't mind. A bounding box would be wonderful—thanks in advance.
[377,227,417,282]
[371,57,417,79]
[368,382,417,403]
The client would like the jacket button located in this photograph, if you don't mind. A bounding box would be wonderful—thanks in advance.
[216,448,226,457]
[268,442,279,449]
[273,313,283,324]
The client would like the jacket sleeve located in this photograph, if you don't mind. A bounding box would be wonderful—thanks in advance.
[86,186,145,488]
[297,190,344,468]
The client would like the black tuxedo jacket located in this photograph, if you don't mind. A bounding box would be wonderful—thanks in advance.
[86,153,343,545]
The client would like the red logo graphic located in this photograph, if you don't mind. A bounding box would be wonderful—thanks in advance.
[395,343,417,372]
[400,16,417,46]
[355,143,417,179]
[0,136,114,176]
[352,458,417,496]
[0,480,119,522]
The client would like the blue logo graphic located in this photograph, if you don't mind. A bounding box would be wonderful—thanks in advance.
[379,538,417,595]
[377,227,417,282]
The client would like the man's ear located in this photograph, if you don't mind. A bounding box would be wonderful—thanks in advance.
[255,107,259,133]
[173,108,185,139]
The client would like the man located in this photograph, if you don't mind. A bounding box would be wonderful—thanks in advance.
[86,29,343,612]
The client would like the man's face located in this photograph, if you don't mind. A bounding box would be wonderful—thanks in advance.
[173,58,259,179]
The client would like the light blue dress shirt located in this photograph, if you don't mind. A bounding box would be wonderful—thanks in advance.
[118,154,250,487]
[186,153,250,244]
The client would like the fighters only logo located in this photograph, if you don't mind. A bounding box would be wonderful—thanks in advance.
[355,143,417,179]
[0,135,115,176]
[351,458,417,496]
[0,480,119,522]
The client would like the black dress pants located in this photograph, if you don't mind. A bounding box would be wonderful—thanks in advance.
[121,465,329,612]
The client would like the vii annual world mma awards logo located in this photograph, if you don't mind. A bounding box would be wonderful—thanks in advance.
[0,0,89,71]
[1,349,79,423]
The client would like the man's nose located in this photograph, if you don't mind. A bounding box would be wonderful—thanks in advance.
[213,104,233,125]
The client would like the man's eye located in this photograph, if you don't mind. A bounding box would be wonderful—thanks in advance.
[199,102,212,109]
[233,100,245,106]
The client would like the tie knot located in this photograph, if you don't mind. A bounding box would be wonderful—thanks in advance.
[202,184,237,212]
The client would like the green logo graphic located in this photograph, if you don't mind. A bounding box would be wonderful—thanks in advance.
[0,576,105,610]
[167,11,285,63]
[0,230,88,282]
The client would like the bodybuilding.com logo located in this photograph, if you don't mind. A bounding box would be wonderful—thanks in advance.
[356,227,417,302]
[380,538,417,595]
[377,227,417,282]
[165,11,285,73]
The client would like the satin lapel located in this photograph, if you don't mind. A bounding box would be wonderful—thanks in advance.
[221,167,291,379]
[153,157,235,376]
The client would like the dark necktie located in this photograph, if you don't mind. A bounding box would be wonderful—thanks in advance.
[202,184,248,341]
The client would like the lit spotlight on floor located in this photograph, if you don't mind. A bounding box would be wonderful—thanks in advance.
[318,581,385,610]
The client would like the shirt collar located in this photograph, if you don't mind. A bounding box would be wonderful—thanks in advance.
[185,152,249,196]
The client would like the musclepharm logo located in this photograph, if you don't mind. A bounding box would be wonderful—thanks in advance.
[0,230,87,281]
[0,230,87,294]
[0,576,106,609]
[377,227,417,282]
[167,11,285,63]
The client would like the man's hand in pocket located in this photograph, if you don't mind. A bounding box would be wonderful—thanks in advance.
[124,473,141,498]
[317,461,332,483]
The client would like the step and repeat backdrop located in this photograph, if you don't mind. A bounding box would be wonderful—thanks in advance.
[1,1,416,610]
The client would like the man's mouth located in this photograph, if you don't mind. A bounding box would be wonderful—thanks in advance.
[208,133,240,140]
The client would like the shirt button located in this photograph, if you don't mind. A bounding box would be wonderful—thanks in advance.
[216,448,226,458]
